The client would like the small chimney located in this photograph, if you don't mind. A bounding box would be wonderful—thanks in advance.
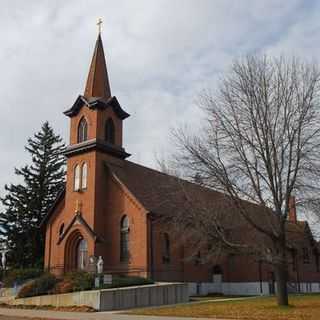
[288,196,297,223]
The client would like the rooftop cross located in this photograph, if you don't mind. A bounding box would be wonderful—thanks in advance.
[97,18,103,34]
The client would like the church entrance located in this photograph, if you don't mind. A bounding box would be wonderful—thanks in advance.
[212,265,223,292]
[64,230,88,272]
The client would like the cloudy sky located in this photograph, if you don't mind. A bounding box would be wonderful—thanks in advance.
[0,0,320,202]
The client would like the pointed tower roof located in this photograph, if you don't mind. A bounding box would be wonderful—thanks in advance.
[84,34,111,100]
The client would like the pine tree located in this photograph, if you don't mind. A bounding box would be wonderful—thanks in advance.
[0,122,65,267]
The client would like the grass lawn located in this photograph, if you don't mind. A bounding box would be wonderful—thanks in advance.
[129,294,320,320]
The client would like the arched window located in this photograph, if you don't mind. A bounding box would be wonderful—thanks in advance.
[74,165,81,191]
[105,118,115,144]
[77,117,88,143]
[77,238,88,270]
[162,233,170,264]
[81,163,88,190]
[120,215,129,262]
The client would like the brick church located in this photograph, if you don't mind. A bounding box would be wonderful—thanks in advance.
[42,32,320,295]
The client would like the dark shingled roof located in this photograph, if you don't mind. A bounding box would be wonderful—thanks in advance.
[107,160,318,249]
[41,159,317,252]
[107,160,226,216]
[64,95,129,120]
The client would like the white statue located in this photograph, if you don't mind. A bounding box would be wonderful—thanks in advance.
[1,252,6,270]
[97,256,104,274]
[0,248,8,270]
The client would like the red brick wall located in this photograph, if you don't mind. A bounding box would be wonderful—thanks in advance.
[149,219,320,284]
[45,102,149,277]
[93,151,149,276]
[44,102,320,285]
[69,107,122,146]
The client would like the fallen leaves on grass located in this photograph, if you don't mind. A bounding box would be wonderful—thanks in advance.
[130,294,320,320]
[0,303,95,312]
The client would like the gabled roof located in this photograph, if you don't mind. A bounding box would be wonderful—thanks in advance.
[64,95,129,119]
[42,160,317,251]
[57,212,101,244]
[107,160,235,218]
[107,160,317,246]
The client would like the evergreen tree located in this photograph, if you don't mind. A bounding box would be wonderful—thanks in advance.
[0,122,65,267]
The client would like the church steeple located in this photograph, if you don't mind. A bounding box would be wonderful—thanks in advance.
[84,33,111,100]
[64,26,130,160]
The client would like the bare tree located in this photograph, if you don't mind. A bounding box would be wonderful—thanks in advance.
[168,55,320,306]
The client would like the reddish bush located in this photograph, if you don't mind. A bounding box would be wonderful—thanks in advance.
[17,274,57,298]
[54,279,73,294]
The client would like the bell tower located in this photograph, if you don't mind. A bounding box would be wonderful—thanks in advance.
[64,32,130,158]
[60,27,130,267]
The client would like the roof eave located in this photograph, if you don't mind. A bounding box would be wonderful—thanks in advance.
[63,95,130,120]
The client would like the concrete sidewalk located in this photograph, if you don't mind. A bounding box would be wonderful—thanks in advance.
[0,307,217,320]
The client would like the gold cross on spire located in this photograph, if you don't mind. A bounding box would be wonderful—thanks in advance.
[97,18,103,34]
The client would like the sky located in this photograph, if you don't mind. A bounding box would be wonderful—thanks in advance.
[1,0,320,224]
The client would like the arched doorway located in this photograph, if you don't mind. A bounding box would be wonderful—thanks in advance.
[64,230,88,272]
[77,238,88,270]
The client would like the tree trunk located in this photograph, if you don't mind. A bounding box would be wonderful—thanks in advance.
[274,261,289,306]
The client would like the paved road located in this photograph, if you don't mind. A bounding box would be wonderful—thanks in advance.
[0,308,219,320]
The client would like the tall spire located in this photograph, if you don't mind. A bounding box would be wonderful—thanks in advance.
[84,32,111,100]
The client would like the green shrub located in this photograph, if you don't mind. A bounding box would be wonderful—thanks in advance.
[65,271,95,292]
[105,276,154,289]
[3,268,43,287]
[17,273,57,298]
[54,273,153,293]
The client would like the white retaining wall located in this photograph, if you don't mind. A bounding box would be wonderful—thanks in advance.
[12,282,189,311]
[0,286,21,298]
[188,282,269,296]
[298,282,320,293]
[100,282,189,310]
[188,281,320,296]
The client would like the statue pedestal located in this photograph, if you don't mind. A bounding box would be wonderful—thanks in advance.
[88,255,97,274]
[94,274,113,288]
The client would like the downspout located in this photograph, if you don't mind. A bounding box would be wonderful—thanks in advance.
[149,214,154,280]
[296,258,301,293]
[48,224,52,272]
[258,260,263,294]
